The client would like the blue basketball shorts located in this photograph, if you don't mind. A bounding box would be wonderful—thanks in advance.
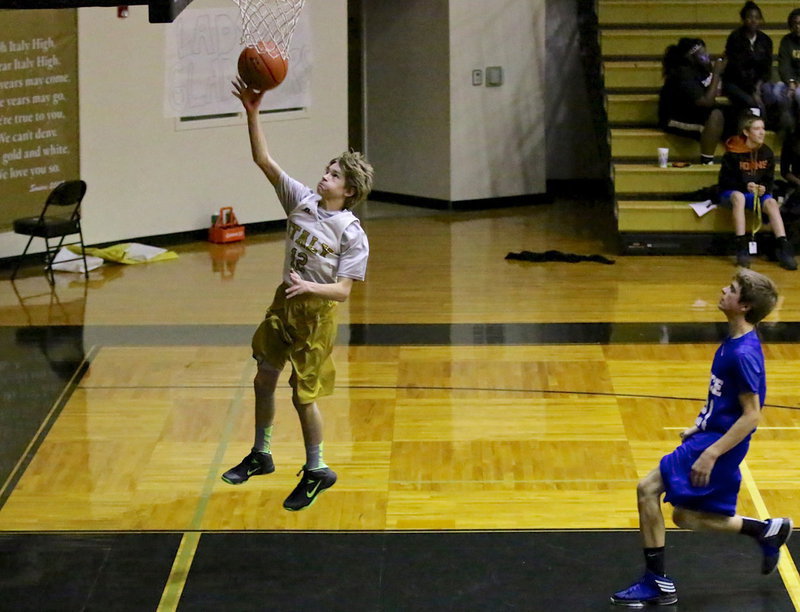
[719,190,772,222]
[660,431,749,517]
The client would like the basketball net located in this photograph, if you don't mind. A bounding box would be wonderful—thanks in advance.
[232,0,305,60]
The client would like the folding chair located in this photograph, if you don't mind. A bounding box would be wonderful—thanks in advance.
[10,180,89,283]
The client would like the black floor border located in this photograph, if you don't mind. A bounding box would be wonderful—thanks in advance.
[2,528,794,611]
[67,321,800,347]
[178,530,795,611]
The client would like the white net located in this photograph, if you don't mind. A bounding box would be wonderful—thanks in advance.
[232,0,305,60]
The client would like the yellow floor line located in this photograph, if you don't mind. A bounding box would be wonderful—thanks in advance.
[156,359,253,610]
[157,532,201,612]
[740,460,800,607]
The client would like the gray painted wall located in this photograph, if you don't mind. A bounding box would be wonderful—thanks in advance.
[364,0,452,200]
[362,0,601,203]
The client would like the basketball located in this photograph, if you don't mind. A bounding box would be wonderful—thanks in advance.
[237,42,289,91]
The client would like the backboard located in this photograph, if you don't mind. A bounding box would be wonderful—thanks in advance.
[0,0,194,23]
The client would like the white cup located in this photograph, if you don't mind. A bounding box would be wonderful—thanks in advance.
[657,147,669,168]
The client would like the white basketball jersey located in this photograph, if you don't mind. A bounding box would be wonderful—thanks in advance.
[277,173,367,285]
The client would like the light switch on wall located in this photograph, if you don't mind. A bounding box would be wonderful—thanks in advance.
[472,69,483,86]
[486,66,503,86]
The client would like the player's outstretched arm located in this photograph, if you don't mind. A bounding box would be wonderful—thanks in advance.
[232,77,283,187]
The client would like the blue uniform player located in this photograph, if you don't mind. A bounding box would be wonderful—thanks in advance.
[612,269,792,607]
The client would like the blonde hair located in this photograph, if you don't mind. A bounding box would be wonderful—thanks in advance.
[740,114,764,134]
[735,268,778,324]
[333,150,374,208]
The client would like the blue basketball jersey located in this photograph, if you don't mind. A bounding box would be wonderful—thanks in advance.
[660,330,766,516]
[695,330,766,436]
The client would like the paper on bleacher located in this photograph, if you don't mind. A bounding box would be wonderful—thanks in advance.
[689,199,717,217]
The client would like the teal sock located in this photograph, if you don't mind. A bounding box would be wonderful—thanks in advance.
[305,443,327,470]
[254,425,273,454]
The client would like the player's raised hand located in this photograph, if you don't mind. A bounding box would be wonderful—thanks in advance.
[232,76,266,112]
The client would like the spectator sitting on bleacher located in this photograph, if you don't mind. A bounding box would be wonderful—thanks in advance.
[780,124,800,194]
[779,125,800,240]
[723,2,789,133]
[719,114,797,270]
[777,8,800,132]
[659,38,727,165]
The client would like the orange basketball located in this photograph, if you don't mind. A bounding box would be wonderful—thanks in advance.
[237,42,289,91]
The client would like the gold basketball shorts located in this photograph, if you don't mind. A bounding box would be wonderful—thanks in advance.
[251,284,338,404]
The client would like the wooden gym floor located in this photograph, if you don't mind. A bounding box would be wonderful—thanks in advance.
[2,198,800,610]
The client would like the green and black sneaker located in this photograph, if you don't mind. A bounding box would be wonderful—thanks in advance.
[283,466,337,511]
[221,449,275,485]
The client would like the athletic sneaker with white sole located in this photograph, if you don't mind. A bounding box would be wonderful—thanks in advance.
[610,571,677,608]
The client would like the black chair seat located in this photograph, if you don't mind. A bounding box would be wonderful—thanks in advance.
[10,180,88,283]
[13,216,81,238]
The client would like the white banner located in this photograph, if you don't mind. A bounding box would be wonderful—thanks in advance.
[163,7,312,118]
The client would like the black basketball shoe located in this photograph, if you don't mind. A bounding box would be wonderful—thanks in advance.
[283,466,337,511]
[221,449,275,485]
[759,517,793,574]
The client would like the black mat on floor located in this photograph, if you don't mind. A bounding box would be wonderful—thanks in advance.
[180,530,793,611]
[0,533,181,611]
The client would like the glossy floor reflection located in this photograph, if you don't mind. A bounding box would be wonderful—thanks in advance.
[6,198,800,327]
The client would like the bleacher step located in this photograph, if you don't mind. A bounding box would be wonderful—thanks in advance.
[610,129,779,159]
[604,61,661,90]
[599,1,796,26]
[615,164,719,193]
[601,29,784,57]
[607,93,658,125]
[617,200,732,232]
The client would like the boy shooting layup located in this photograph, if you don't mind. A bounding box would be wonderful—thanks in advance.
[611,269,792,607]
[222,77,374,511]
